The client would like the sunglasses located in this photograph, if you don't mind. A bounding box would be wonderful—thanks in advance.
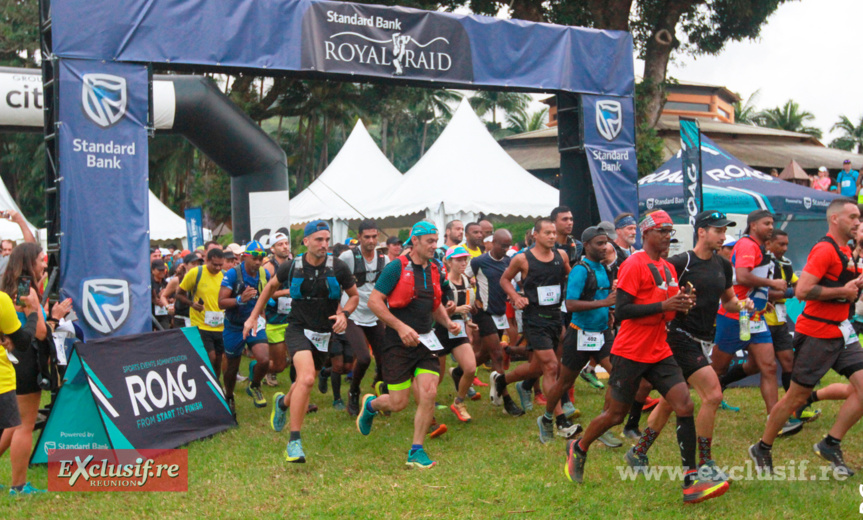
[650,228,676,237]
[246,251,266,258]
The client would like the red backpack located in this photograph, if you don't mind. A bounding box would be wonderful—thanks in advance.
[388,256,442,309]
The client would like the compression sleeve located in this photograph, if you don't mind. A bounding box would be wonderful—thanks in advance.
[614,289,663,322]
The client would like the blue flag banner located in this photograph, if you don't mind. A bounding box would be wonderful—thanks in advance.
[50,0,634,98]
[679,118,702,228]
[581,94,639,222]
[58,60,150,338]
[185,207,204,251]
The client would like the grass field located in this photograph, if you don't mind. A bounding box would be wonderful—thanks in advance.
[2,358,862,519]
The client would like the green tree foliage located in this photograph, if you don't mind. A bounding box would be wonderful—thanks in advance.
[506,108,548,135]
[755,100,822,139]
[829,115,863,153]
[733,89,761,125]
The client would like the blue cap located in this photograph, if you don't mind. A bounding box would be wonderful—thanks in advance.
[407,221,438,242]
[244,241,266,255]
[304,220,330,237]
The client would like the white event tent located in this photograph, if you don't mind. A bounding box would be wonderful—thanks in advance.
[0,177,37,243]
[290,120,403,242]
[367,101,559,233]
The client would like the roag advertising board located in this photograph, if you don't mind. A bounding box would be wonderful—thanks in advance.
[57,60,151,338]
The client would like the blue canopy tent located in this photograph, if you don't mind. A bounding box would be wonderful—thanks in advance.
[638,135,841,269]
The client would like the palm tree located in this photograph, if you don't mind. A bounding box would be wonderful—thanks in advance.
[733,89,760,125]
[506,107,548,134]
[830,115,863,153]
[755,100,822,139]
[469,91,532,126]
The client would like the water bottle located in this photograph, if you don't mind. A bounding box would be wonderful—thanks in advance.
[739,308,751,341]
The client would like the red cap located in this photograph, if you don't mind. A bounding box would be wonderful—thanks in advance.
[639,210,673,232]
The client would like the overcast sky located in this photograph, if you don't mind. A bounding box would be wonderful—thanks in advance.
[661,0,861,144]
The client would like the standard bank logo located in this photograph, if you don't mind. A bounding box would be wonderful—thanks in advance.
[81,74,127,128]
[596,100,623,141]
[44,441,56,456]
[646,198,655,210]
[82,278,130,334]
[803,197,812,209]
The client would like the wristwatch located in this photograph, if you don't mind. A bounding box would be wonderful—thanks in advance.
[342,310,351,320]
[236,295,243,305]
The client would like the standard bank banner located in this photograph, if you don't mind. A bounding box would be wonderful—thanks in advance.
[58,60,150,338]
[32,328,235,464]
[581,94,639,222]
[185,207,204,251]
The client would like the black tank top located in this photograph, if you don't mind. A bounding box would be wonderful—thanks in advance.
[522,249,565,318]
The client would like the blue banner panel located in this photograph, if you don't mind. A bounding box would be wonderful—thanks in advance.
[58,60,150,339]
[581,94,639,222]
[639,135,840,220]
[184,207,204,251]
[51,0,634,97]
[679,117,702,228]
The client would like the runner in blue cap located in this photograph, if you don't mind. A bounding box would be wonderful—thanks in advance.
[218,240,271,417]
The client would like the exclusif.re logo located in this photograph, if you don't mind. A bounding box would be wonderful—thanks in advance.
[81,74,127,128]
[302,1,473,82]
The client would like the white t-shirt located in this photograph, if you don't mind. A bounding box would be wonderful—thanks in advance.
[339,250,390,326]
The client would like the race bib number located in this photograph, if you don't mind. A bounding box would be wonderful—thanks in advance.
[750,319,767,334]
[537,285,561,306]
[843,180,852,188]
[839,320,859,346]
[448,319,467,339]
[418,331,444,351]
[303,329,332,352]
[204,311,224,327]
[277,297,292,315]
[255,316,266,335]
[492,314,509,330]
[577,329,604,352]
[154,305,168,316]
[774,303,787,323]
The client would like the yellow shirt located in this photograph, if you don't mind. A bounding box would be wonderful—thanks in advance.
[463,244,483,258]
[180,266,224,332]
[764,261,798,326]
[0,292,23,394]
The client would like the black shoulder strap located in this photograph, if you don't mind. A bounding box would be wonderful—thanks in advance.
[233,265,244,294]
[191,265,203,299]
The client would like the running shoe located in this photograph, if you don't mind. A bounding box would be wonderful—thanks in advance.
[535,392,547,406]
[263,373,279,387]
[246,384,266,408]
[624,447,650,475]
[642,396,659,411]
[720,400,740,412]
[248,359,257,383]
[556,421,583,439]
[406,447,436,469]
[227,395,237,420]
[698,460,730,482]
[333,398,346,411]
[597,431,623,448]
[489,372,503,406]
[435,402,448,411]
[537,416,554,444]
[8,482,46,496]
[564,439,586,483]
[481,361,492,371]
[623,427,642,442]
[307,403,318,414]
[793,406,822,423]
[503,398,525,417]
[285,439,306,463]
[347,391,360,417]
[473,376,488,387]
[318,369,329,394]
[428,422,448,438]
[814,438,855,477]
[748,443,773,475]
[579,368,605,389]
[451,400,471,422]
[467,387,481,401]
[515,381,533,411]
[777,418,803,437]
[270,392,287,432]
[356,394,377,435]
[562,401,580,420]
[682,475,729,504]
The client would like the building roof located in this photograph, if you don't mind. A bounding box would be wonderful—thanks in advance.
[499,115,863,172]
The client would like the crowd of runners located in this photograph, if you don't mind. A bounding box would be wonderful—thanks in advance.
[149,200,863,505]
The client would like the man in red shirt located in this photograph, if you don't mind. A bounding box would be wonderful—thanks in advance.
[564,210,730,504]
[750,198,863,477]
[712,209,787,418]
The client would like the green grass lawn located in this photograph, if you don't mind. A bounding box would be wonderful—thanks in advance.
[2,359,862,519]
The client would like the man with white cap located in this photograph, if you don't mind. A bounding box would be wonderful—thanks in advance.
[263,231,292,387]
